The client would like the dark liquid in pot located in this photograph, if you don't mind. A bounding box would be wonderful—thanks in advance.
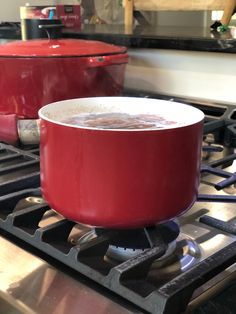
[61,112,178,130]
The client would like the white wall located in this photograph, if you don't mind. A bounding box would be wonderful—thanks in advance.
[125,49,236,105]
[0,1,55,22]
[156,11,206,27]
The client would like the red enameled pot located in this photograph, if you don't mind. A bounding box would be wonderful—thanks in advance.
[0,38,128,144]
[39,97,204,229]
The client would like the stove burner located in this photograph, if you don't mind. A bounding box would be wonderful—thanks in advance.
[106,239,177,262]
[78,228,200,276]
[95,221,180,249]
[77,221,181,261]
[76,222,199,275]
[107,234,200,275]
[78,221,182,263]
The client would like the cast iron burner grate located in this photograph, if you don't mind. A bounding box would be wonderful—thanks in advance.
[0,137,236,313]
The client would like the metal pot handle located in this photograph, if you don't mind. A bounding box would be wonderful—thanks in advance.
[87,54,129,68]
[17,119,40,145]
[0,115,40,146]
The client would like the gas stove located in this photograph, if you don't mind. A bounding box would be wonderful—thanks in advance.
[1,94,236,314]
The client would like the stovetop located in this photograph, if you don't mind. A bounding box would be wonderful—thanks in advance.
[1,96,236,314]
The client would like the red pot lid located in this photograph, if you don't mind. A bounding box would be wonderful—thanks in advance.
[0,39,127,58]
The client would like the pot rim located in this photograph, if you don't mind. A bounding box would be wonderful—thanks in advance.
[38,96,205,132]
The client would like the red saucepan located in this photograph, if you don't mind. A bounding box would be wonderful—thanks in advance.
[39,97,204,229]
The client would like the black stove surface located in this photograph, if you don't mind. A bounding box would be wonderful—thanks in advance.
[1,95,236,313]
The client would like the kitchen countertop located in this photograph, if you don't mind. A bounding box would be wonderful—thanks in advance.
[63,24,236,53]
[1,23,236,53]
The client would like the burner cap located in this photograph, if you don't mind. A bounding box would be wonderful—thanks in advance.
[95,221,180,249]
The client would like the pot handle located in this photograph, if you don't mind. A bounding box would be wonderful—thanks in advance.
[87,54,129,68]
[17,119,40,145]
[0,116,40,146]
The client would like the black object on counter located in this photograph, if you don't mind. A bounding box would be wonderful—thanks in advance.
[0,22,21,40]
[21,19,63,40]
